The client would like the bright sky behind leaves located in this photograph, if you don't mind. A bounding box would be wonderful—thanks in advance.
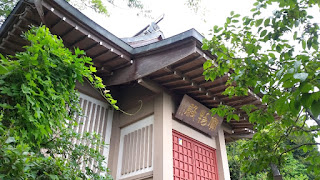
[79,0,254,38]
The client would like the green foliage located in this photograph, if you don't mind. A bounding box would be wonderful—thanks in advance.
[227,139,312,180]
[0,26,115,179]
[0,0,18,24]
[203,0,320,177]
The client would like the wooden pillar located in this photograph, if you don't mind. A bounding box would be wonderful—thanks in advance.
[153,92,174,180]
[215,128,231,180]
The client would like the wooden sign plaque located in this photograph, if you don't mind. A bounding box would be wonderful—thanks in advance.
[175,94,223,137]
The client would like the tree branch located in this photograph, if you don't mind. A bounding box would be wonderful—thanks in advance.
[273,111,302,151]
[294,127,320,132]
[280,143,320,157]
[306,109,320,126]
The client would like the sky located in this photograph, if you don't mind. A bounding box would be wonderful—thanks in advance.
[78,0,254,38]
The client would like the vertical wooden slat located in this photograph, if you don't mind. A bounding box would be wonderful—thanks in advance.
[88,103,97,169]
[121,135,128,175]
[75,98,85,132]
[86,103,96,171]
[87,103,97,169]
[97,107,105,135]
[73,98,83,130]
[134,129,140,171]
[84,101,92,133]
[130,131,136,173]
[148,124,153,167]
[90,104,101,170]
[82,101,92,146]
[127,132,133,174]
[94,106,103,152]
[136,129,141,171]
[144,126,149,169]
[88,103,96,134]
[100,108,109,154]
[79,100,90,170]
[82,101,92,171]
[93,105,101,133]
[140,127,145,170]
[91,107,105,172]
[76,99,87,145]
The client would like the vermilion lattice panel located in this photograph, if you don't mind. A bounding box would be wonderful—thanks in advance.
[173,130,219,180]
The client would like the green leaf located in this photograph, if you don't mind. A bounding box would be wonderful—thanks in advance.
[311,100,320,117]
[255,19,263,27]
[48,174,59,180]
[301,93,313,108]
[203,61,212,70]
[293,31,298,40]
[0,64,8,74]
[264,18,270,26]
[260,30,267,37]
[300,82,313,93]
[227,17,231,24]
[233,114,240,121]
[232,19,239,23]
[233,14,240,18]
[293,73,308,81]
[276,45,282,53]
[302,40,306,50]
[89,65,97,73]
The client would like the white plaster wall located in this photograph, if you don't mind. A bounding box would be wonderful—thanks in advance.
[172,119,217,149]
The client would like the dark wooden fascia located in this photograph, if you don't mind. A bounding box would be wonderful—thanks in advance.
[106,40,198,86]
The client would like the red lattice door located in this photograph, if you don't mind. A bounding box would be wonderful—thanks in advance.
[173,130,219,180]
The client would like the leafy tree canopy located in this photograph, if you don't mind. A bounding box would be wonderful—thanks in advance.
[203,0,320,177]
[227,134,318,179]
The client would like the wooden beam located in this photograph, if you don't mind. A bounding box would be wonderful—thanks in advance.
[0,46,15,55]
[234,99,261,109]
[225,133,253,139]
[69,35,88,47]
[227,96,254,106]
[83,42,99,52]
[106,41,197,86]
[161,78,185,86]
[138,77,171,95]
[151,72,174,81]
[92,49,110,59]
[2,39,24,52]
[101,54,122,65]
[60,26,76,38]
[181,63,203,74]
[170,54,202,69]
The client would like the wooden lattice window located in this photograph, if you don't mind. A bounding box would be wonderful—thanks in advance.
[117,115,154,179]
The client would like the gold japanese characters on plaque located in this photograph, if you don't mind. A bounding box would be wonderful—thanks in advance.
[175,95,223,137]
